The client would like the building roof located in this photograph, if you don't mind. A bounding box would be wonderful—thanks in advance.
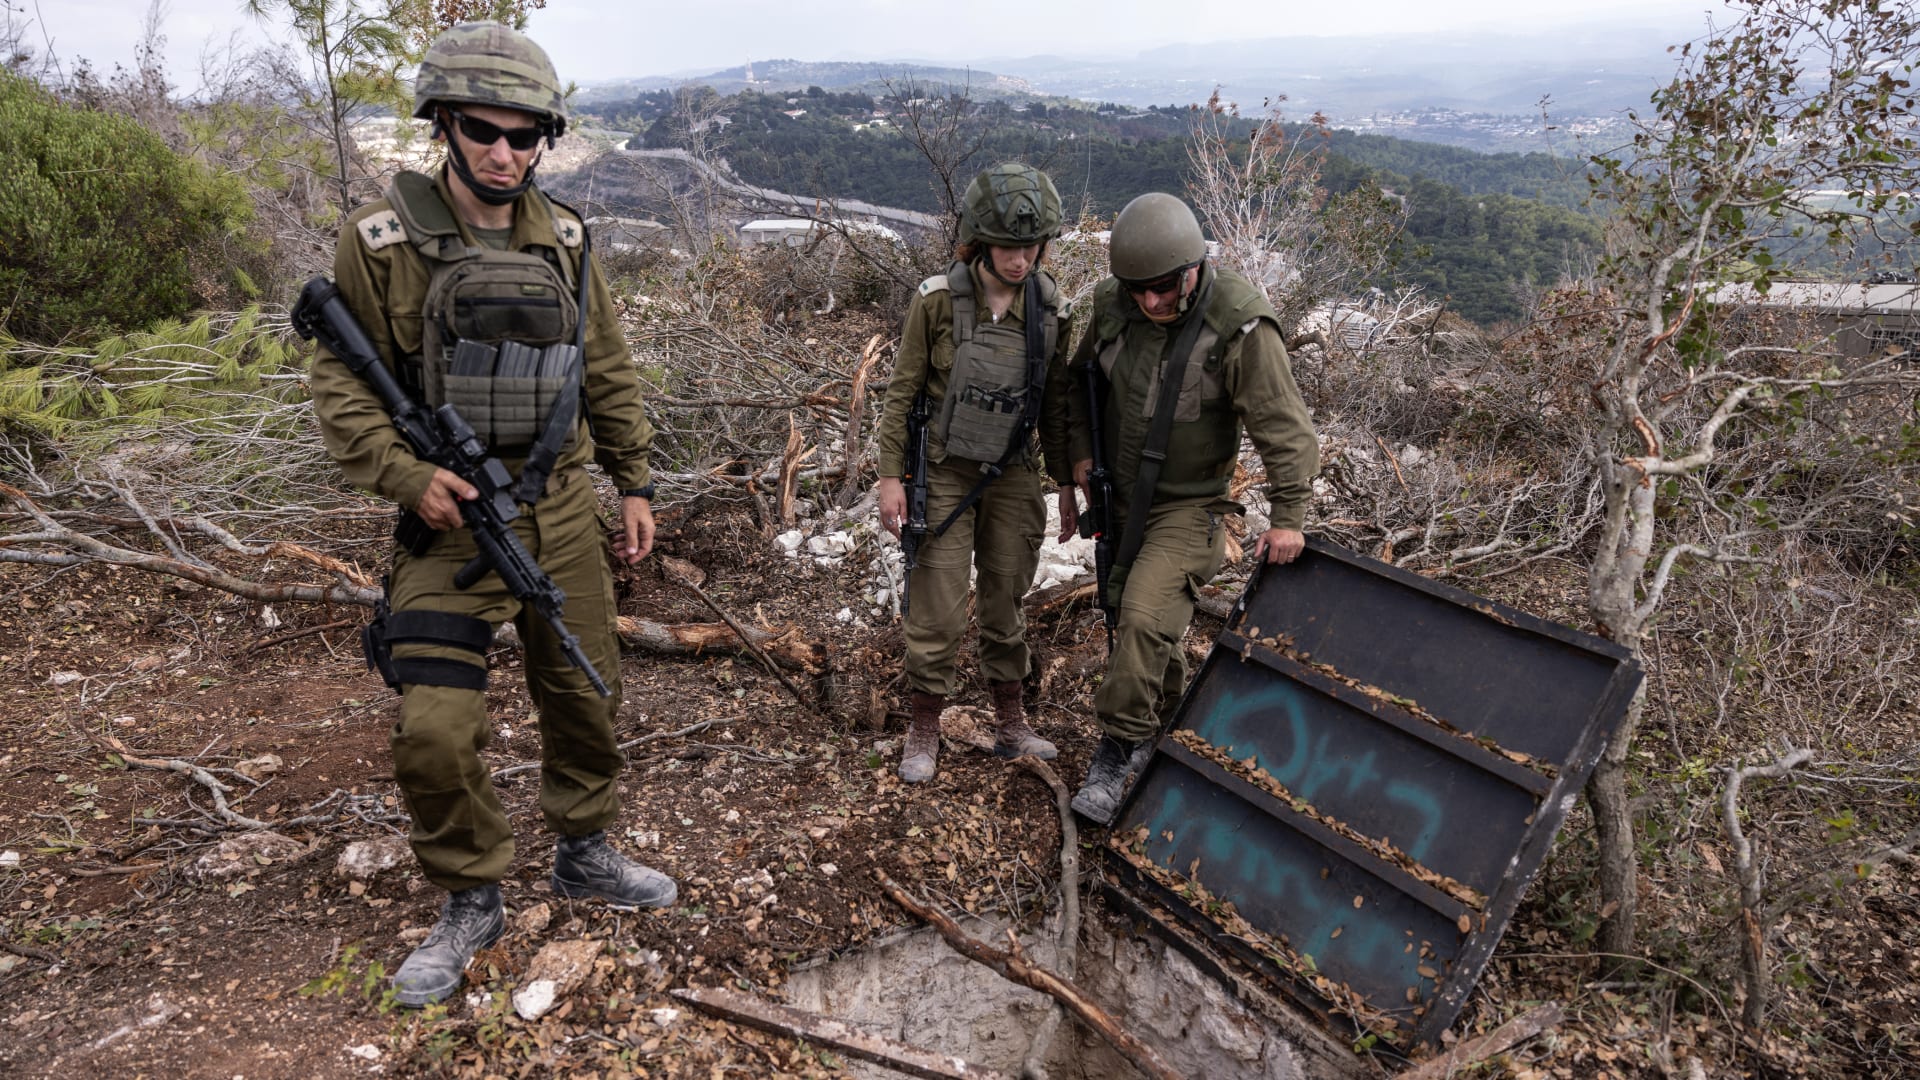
[1710,280,1920,315]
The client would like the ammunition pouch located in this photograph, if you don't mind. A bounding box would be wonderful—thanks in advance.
[442,338,580,451]
[389,171,583,456]
[935,261,1059,464]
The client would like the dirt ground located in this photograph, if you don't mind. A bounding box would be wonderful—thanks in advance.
[2,504,1916,1079]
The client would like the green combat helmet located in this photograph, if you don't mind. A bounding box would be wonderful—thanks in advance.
[413,21,568,135]
[959,163,1062,247]
[413,21,567,204]
[1109,192,1206,282]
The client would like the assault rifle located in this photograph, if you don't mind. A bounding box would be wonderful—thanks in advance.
[1077,362,1117,651]
[292,275,610,698]
[899,391,931,617]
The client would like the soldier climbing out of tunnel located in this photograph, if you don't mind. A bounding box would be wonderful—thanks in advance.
[875,163,1074,783]
[1048,192,1320,824]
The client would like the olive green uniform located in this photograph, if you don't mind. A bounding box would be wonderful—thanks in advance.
[309,169,654,891]
[1042,264,1317,743]
[875,262,1070,697]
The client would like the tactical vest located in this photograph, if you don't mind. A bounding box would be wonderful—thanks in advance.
[384,171,581,452]
[922,261,1062,464]
[1091,266,1279,503]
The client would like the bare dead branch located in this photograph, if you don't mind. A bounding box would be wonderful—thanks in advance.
[875,869,1182,1080]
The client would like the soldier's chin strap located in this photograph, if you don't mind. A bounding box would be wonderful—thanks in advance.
[437,111,542,207]
[976,242,1048,290]
[1143,261,1206,325]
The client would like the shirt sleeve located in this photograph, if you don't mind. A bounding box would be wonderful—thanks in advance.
[875,293,937,479]
[1224,321,1319,531]
[306,216,439,510]
[577,253,655,491]
[1060,329,1101,473]
[1045,326,1097,485]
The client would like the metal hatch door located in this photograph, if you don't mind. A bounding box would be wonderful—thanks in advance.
[1102,537,1641,1051]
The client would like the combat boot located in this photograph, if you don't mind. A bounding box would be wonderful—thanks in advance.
[391,883,505,1008]
[989,680,1056,760]
[552,831,679,909]
[1070,735,1155,825]
[899,690,943,783]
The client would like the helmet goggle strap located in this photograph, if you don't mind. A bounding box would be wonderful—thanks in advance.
[435,106,552,207]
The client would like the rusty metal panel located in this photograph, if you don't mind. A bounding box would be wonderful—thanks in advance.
[1103,538,1640,1051]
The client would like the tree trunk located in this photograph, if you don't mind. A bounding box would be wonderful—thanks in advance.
[1587,686,1645,959]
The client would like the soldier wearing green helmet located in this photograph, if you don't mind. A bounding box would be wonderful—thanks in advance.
[876,162,1072,783]
[307,21,677,1008]
[1043,192,1319,824]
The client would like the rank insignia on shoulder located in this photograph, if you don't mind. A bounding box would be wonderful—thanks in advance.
[554,216,582,248]
[918,274,950,296]
[356,212,409,251]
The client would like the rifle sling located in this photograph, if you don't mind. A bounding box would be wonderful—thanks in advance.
[510,215,594,507]
[1112,277,1214,573]
[930,275,1048,539]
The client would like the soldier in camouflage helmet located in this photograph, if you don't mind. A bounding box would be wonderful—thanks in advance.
[307,21,677,1008]
[876,163,1071,783]
[1043,192,1319,824]
[411,20,568,205]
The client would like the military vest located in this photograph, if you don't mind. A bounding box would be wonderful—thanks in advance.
[1090,265,1279,504]
[383,171,582,452]
[921,261,1062,464]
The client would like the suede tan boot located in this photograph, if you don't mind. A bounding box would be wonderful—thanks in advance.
[989,680,1056,759]
[899,690,944,783]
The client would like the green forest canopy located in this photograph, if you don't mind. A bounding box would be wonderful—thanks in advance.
[583,87,1602,324]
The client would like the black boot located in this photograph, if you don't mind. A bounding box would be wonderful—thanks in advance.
[391,883,505,1008]
[1070,735,1154,825]
[552,831,678,910]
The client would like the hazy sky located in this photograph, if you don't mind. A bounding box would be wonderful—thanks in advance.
[24,0,1734,90]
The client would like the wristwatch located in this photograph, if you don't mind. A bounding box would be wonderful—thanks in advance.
[619,485,656,500]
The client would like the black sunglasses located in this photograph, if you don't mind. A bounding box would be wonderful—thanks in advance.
[447,108,547,151]
[1122,262,1198,298]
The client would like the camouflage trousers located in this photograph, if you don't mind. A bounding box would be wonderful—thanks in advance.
[385,468,625,891]
[902,457,1046,697]
[1095,500,1226,744]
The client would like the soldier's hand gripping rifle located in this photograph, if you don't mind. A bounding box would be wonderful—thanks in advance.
[292,276,611,698]
[1076,362,1117,651]
[898,391,932,617]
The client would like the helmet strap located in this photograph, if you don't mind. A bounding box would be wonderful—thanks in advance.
[1140,261,1204,325]
[976,240,1047,289]
[439,108,539,207]
[1178,260,1205,316]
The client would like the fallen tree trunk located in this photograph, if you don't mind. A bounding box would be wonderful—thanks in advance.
[1016,757,1081,1080]
[1400,1003,1563,1080]
[876,869,1182,1080]
[614,615,827,672]
[673,986,1011,1080]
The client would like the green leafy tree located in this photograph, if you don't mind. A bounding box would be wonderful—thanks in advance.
[247,0,412,216]
[1577,0,1919,961]
[0,71,250,342]
[393,0,547,52]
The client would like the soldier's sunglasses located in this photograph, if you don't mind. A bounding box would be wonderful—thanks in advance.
[1122,262,1198,298]
[447,109,547,151]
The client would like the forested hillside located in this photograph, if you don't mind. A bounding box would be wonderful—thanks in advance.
[5,5,1918,1079]
[582,86,1601,324]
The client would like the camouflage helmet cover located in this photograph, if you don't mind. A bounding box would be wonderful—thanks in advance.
[959,163,1062,246]
[413,21,568,134]
[1109,192,1207,281]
